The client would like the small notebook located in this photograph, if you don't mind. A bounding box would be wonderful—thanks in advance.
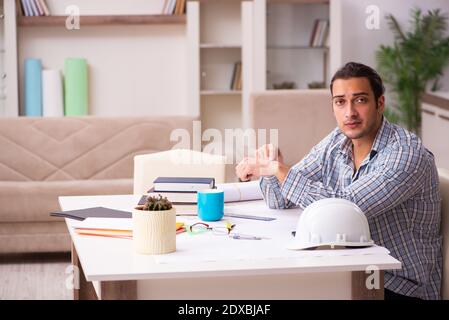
[50,207,132,221]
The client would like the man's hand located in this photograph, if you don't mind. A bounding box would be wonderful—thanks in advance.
[235,144,289,182]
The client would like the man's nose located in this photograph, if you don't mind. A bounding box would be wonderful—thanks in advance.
[345,102,358,119]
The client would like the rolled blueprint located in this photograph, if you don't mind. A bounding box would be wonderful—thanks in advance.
[216,180,263,202]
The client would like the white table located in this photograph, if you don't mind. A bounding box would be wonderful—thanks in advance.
[59,195,401,300]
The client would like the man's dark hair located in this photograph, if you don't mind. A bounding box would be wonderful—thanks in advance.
[330,62,385,103]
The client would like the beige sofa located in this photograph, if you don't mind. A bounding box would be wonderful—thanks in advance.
[0,116,194,253]
[250,89,336,166]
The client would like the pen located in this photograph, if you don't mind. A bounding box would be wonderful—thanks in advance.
[229,233,269,240]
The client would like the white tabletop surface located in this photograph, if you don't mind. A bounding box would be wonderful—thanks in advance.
[59,195,401,282]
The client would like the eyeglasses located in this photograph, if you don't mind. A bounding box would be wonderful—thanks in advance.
[187,221,235,236]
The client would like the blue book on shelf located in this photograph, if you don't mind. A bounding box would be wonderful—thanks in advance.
[24,0,33,16]
[24,58,43,116]
[21,0,29,16]
[29,0,40,16]
[152,177,215,192]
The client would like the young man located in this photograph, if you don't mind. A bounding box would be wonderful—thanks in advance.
[235,62,442,300]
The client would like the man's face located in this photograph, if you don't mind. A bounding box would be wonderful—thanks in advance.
[332,77,384,140]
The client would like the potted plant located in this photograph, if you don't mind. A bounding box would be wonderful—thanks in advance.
[133,195,176,255]
[376,8,449,135]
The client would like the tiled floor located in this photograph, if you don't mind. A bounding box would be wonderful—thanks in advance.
[0,253,73,300]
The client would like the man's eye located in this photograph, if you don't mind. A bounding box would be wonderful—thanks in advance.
[335,100,345,106]
[356,97,367,103]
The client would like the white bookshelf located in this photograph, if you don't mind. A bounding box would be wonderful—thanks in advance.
[189,1,244,131]
[1,0,19,116]
[266,0,330,90]
[0,2,5,112]
[5,0,188,117]
[3,0,337,119]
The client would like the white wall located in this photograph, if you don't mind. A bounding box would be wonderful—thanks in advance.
[334,0,449,90]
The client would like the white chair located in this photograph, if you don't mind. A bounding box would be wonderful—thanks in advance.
[133,149,226,195]
[438,168,449,299]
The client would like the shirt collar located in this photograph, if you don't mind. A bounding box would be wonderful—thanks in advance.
[370,116,391,158]
[338,116,391,160]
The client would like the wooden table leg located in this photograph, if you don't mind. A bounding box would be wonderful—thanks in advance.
[100,281,137,300]
[351,270,385,300]
[71,241,98,300]
[71,241,137,300]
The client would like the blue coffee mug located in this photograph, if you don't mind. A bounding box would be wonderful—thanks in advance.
[197,189,224,222]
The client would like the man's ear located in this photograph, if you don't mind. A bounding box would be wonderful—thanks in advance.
[377,95,385,113]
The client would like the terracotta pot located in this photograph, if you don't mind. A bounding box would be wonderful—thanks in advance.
[132,207,176,255]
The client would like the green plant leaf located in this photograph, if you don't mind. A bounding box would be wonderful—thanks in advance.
[376,7,449,135]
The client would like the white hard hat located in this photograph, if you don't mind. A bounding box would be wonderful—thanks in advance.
[287,198,374,250]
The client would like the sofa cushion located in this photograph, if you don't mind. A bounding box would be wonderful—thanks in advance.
[0,179,133,222]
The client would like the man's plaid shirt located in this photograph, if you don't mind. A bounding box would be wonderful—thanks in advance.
[260,118,442,299]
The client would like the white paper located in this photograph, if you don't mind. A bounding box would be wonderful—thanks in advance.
[153,201,390,264]
[154,233,390,264]
[42,69,64,117]
[216,181,263,202]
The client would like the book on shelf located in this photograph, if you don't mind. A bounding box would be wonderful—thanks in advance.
[22,0,32,16]
[152,177,215,192]
[40,0,50,16]
[34,0,44,16]
[309,19,329,47]
[162,0,185,15]
[29,0,39,16]
[175,0,186,15]
[230,61,242,91]
[20,0,50,17]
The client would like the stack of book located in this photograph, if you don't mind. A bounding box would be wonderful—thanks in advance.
[147,177,215,204]
[230,61,242,91]
[20,0,50,16]
[162,0,186,15]
[309,19,329,47]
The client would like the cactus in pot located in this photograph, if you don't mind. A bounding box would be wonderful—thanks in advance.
[133,195,176,255]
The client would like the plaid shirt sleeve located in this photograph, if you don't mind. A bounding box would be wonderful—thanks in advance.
[260,137,429,219]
